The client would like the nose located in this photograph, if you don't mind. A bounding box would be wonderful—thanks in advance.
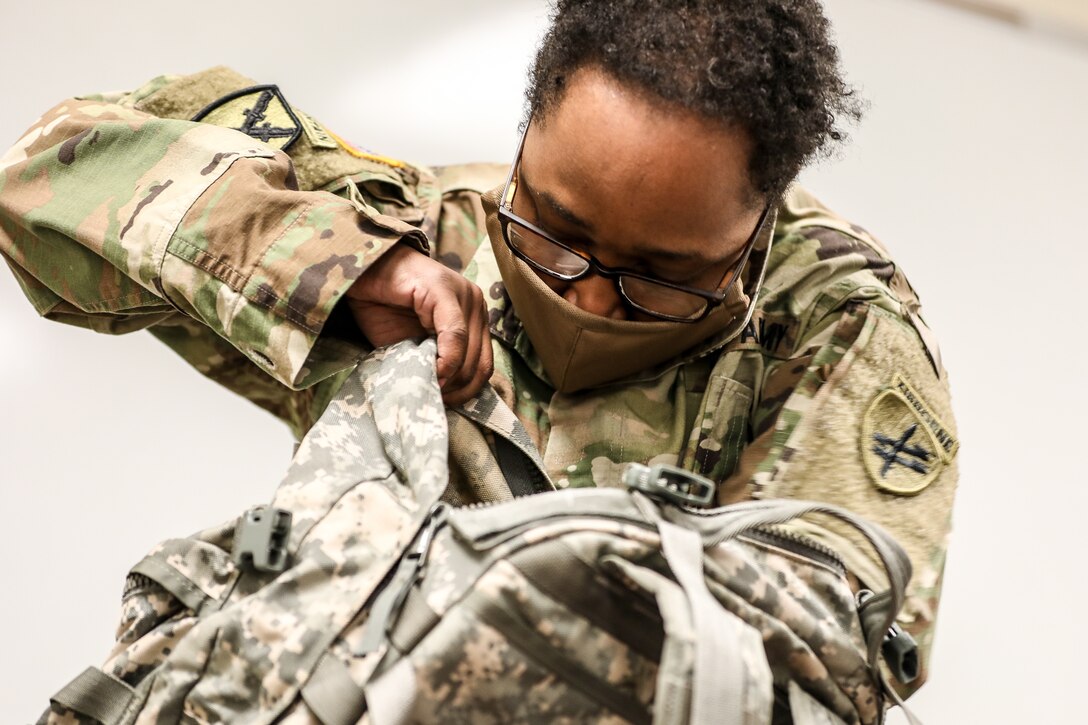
[562,273,627,319]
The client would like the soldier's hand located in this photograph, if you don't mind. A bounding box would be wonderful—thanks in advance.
[345,244,493,405]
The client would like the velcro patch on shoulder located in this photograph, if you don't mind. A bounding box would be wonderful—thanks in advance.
[862,373,958,495]
[295,109,339,149]
[192,85,302,151]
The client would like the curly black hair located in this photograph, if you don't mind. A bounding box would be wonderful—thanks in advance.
[526,0,864,199]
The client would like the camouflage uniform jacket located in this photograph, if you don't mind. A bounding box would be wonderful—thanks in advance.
[0,68,958,697]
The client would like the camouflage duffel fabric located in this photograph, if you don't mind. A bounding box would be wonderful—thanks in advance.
[350,490,908,725]
[38,339,454,725]
[40,339,910,725]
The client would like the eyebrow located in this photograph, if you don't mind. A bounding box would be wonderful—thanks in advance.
[521,175,727,266]
[533,185,596,234]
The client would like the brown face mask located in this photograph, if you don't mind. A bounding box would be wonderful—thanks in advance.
[482,187,775,394]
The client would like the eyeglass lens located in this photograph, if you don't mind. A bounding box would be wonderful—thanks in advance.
[506,220,710,320]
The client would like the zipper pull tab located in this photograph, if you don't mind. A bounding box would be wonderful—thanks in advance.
[355,503,450,656]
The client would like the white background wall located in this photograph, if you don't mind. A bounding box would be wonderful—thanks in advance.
[0,0,1083,721]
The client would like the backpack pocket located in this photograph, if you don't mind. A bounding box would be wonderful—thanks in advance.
[704,531,880,725]
[367,556,658,725]
[102,523,240,688]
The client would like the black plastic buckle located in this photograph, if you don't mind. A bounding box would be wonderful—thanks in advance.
[622,463,716,508]
[233,506,292,573]
[881,624,920,684]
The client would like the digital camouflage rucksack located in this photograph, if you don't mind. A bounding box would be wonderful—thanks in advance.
[41,339,918,725]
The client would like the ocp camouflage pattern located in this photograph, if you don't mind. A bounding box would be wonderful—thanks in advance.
[2,66,958,717]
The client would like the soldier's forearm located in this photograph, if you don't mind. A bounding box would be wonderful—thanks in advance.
[0,96,427,389]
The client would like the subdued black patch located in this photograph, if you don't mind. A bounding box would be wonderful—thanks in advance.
[320,229,334,239]
[808,227,894,282]
[57,128,92,165]
[192,85,302,151]
[120,180,174,240]
[871,424,931,478]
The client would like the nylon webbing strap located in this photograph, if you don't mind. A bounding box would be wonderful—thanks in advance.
[493,434,544,497]
[658,519,736,724]
[300,655,367,725]
[365,656,418,725]
[657,517,772,725]
[599,556,694,725]
[51,667,135,725]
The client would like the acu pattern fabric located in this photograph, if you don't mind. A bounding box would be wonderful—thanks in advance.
[0,67,958,705]
[32,338,915,725]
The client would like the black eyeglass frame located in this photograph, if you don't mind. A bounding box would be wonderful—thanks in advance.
[497,122,771,323]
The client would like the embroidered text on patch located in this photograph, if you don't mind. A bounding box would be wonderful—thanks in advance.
[296,110,339,149]
[861,374,955,495]
[192,85,302,151]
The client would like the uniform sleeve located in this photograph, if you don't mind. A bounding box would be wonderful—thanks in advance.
[733,296,958,697]
[0,92,428,397]
[429,163,509,274]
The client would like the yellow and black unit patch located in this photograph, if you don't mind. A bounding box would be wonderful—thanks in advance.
[861,374,958,495]
[192,85,302,151]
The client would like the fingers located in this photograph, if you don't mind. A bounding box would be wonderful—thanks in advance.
[440,293,494,406]
[420,280,492,401]
[346,300,429,348]
[348,246,492,403]
[442,343,494,405]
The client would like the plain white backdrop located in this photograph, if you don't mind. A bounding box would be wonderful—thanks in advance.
[1,0,1084,721]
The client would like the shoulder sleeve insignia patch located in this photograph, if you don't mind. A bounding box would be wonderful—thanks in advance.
[192,85,302,151]
[862,373,959,495]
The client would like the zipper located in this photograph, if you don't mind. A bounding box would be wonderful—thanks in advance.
[739,526,845,574]
[452,488,846,577]
[646,495,847,572]
[123,572,158,599]
[450,489,645,547]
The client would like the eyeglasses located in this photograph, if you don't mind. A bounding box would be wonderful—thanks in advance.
[497,123,771,323]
